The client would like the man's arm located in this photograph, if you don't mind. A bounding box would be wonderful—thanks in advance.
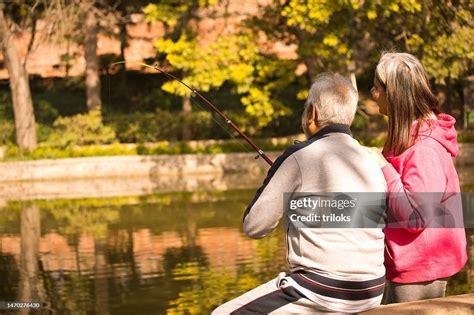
[243,154,302,239]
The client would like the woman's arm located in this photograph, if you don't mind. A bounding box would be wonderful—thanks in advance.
[382,145,446,232]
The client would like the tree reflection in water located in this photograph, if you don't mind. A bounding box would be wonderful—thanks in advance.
[18,205,43,315]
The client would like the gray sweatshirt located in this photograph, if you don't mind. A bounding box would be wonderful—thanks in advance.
[243,124,387,311]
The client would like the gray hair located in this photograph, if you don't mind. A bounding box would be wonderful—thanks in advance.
[375,52,426,87]
[374,52,439,155]
[302,73,358,131]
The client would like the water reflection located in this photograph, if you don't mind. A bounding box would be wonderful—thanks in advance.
[0,188,472,314]
[18,205,43,315]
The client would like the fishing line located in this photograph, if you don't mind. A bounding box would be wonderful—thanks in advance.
[188,96,253,154]
[110,61,273,165]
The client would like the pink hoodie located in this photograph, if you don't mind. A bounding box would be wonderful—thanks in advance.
[382,114,467,283]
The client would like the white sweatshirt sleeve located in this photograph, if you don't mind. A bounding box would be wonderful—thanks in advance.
[243,154,302,239]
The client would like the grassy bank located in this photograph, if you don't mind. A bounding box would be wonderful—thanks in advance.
[2,130,473,161]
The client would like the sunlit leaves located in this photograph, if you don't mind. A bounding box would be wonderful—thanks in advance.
[156,34,260,96]
[405,34,424,50]
[422,26,474,85]
[149,15,292,128]
[399,0,422,13]
[241,88,274,127]
[145,0,472,131]
[367,9,377,19]
[282,0,341,32]
[143,2,190,27]
[322,34,339,47]
[296,89,309,101]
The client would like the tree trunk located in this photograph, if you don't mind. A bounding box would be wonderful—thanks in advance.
[182,96,192,140]
[83,2,102,112]
[118,18,129,101]
[0,4,37,150]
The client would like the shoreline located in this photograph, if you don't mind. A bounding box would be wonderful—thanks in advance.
[0,144,472,182]
[0,145,471,202]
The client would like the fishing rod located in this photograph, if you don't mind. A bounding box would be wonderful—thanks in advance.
[112,61,273,166]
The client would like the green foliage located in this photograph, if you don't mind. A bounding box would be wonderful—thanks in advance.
[143,2,190,27]
[45,110,116,148]
[0,91,15,145]
[2,0,471,156]
[366,0,473,85]
[458,132,474,144]
[2,137,291,160]
[145,0,474,130]
[355,135,387,147]
[0,90,13,120]
[351,113,369,131]
[145,0,296,129]
[0,121,15,145]
[109,109,180,143]
[258,0,473,87]
[421,26,474,84]
[35,99,59,124]
[143,0,218,27]
[108,109,216,142]
[240,88,274,127]
[156,33,295,127]
[155,34,259,96]
[136,141,193,155]
[3,143,136,160]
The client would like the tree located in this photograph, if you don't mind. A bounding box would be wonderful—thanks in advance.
[77,0,156,113]
[144,1,294,136]
[0,3,37,150]
[81,0,102,112]
[144,1,216,139]
[251,0,473,125]
[288,0,471,126]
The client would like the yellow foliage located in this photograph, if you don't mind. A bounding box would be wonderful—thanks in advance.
[390,3,400,12]
[367,10,377,20]
[297,90,309,101]
[323,34,339,47]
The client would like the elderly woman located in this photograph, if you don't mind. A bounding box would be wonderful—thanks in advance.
[212,73,387,314]
[370,52,467,304]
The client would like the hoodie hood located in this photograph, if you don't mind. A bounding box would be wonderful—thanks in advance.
[416,113,459,157]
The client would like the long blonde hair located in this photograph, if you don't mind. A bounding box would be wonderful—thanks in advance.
[375,52,440,155]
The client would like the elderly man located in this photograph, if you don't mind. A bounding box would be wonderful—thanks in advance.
[212,73,387,314]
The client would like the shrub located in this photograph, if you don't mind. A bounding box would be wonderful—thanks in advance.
[108,109,180,143]
[108,109,221,142]
[46,110,116,148]
[0,120,15,145]
[35,99,59,124]
[3,143,137,160]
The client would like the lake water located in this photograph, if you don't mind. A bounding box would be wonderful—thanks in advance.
[0,164,473,314]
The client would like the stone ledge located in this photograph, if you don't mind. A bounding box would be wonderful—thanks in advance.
[361,294,474,314]
[0,152,279,182]
[0,143,472,182]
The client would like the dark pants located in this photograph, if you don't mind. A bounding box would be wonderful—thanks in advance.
[383,279,448,304]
